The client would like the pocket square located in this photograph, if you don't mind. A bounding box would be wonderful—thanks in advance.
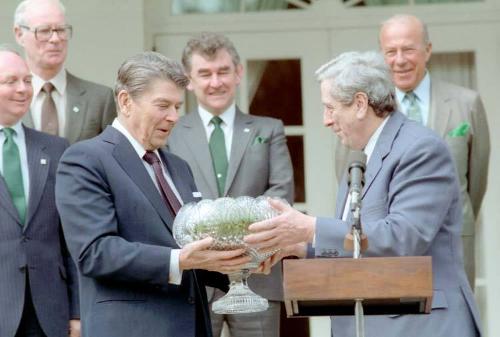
[448,122,470,137]
[192,191,202,198]
[253,136,269,144]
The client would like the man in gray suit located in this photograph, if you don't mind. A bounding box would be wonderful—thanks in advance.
[168,32,294,337]
[14,0,116,144]
[246,51,482,336]
[336,14,490,288]
[55,51,251,337]
[0,46,78,337]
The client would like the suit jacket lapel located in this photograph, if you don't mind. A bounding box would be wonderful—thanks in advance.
[224,109,253,195]
[65,72,88,144]
[24,127,50,230]
[106,127,175,233]
[178,113,219,198]
[159,149,192,205]
[429,78,451,137]
[362,112,405,199]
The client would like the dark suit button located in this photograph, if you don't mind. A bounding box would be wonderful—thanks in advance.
[188,297,195,304]
[21,236,29,243]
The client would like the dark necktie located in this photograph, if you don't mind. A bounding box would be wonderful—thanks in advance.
[404,91,423,124]
[41,82,59,135]
[2,128,26,224]
[143,151,181,215]
[208,116,228,197]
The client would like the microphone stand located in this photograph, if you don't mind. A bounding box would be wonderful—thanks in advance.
[344,152,368,337]
[347,198,368,337]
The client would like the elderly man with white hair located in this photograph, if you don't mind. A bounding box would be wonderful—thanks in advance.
[245,51,482,337]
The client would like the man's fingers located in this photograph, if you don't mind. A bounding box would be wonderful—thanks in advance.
[244,228,276,244]
[268,197,289,212]
[188,236,214,251]
[247,218,276,232]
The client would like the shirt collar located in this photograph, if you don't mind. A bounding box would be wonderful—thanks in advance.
[111,118,161,160]
[32,68,67,98]
[198,103,236,128]
[395,71,430,106]
[364,116,390,163]
[0,120,25,140]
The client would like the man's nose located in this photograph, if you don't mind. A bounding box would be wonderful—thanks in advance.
[209,74,222,87]
[394,50,406,65]
[323,110,333,126]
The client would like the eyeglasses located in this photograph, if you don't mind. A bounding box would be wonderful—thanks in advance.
[19,24,73,42]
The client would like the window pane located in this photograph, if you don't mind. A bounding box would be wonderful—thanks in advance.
[248,59,303,126]
[287,135,305,203]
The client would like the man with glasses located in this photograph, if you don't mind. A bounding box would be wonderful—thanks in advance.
[13,0,115,143]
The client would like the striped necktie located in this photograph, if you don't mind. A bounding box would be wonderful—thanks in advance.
[404,91,423,124]
[209,116,228,197]
[2,128,26,224]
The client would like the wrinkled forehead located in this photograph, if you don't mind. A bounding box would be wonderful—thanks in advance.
[23,3,66,26]
[0,51,30,75]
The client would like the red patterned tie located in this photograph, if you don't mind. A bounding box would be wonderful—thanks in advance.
[143,151,181,215]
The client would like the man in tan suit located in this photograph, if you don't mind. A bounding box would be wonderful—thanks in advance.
[14,0,115,143]
[336,14,490,288]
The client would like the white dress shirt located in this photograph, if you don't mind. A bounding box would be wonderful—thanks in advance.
[0,122,30,202]
[396,71,431,126]
[341,116,390,221]
[112,118,183,285]
[30,68,67,136]
[198,104,236,160]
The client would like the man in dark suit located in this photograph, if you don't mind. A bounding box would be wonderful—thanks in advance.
[246,51,481,337]
[55,51,251,337]
[0,46,78,337]
[168,32,294,337]
[14,0,115,143]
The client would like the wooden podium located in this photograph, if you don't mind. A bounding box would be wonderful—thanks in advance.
[283,256,432,317]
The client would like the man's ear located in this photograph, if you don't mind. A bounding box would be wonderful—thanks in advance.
[186,78,194,91]
[424,42,432,63]
[354,92,369,119]
[14,26,24,46]
[117,90,131,117]
[235,63,244,84]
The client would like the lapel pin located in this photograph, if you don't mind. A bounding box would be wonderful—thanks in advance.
[73,106,79,113]
[40,158,47,165]
[244,128,250,133]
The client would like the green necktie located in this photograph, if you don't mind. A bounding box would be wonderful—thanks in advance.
[2,128,26,224]
[404,91,423,124]
[209,116,228,197]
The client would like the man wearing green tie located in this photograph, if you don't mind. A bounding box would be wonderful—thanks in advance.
[0,46,79,337]
[168,32,294,337]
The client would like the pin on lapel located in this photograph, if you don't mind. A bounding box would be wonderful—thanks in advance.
[73,106,79,113]
[244,128,250,133]
[40,158,47,165]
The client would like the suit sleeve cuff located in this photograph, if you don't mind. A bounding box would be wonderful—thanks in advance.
[169,249,183,285]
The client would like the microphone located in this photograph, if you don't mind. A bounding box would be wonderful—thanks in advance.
[347,150,367,230]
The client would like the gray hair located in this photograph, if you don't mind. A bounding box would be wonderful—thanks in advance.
[14,0,66,27]
[182,32,240,73]
[115,51,189,102]
[380,14,430,46]
[0,44,21,55]
[316,51,396,117]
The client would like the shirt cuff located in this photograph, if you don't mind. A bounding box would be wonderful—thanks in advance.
[169,249,183,285]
